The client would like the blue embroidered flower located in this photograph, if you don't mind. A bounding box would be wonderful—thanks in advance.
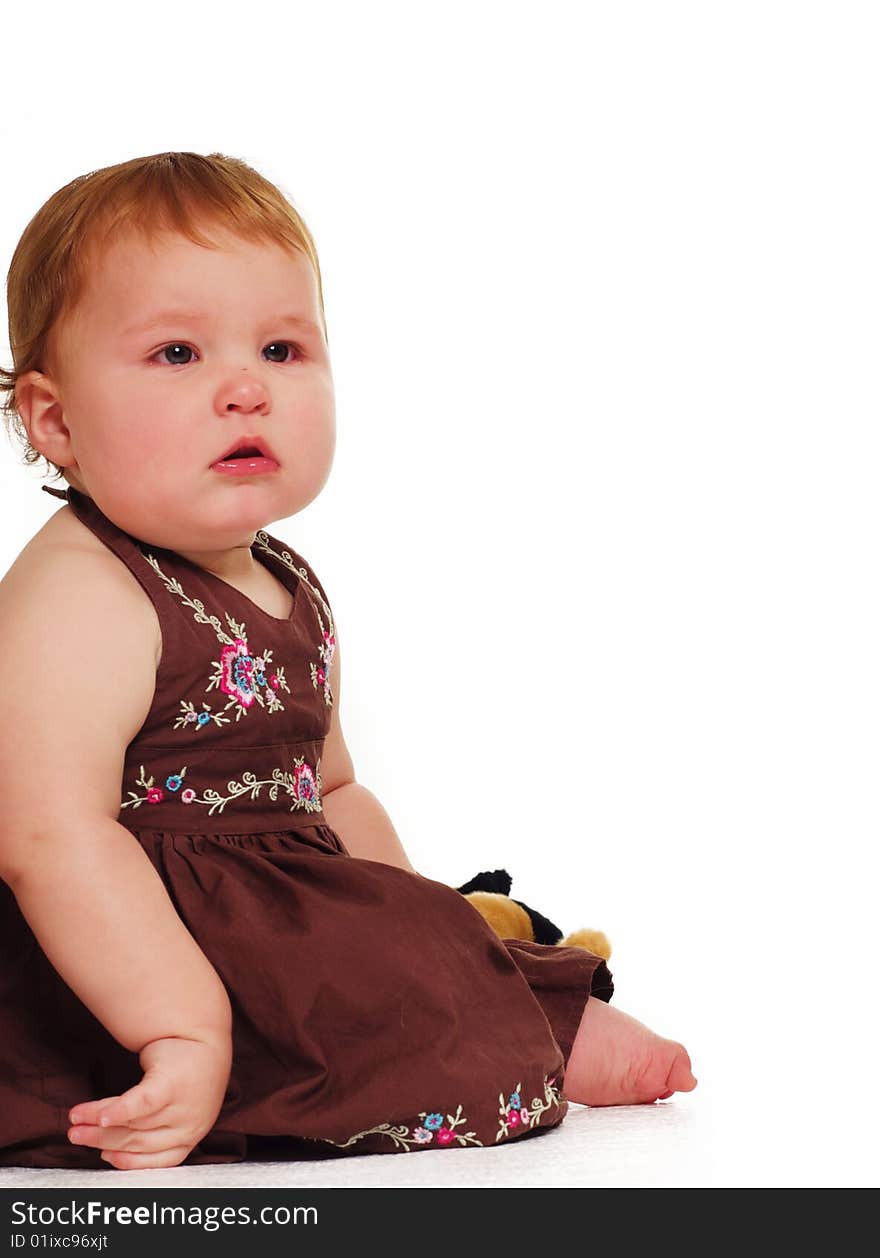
[220,639,257,708]
[233,656,254,694]
[423,1113,444,1131]
[255,671,267,687]
[293,762,318,803]
[508,1091,521,1110]
[197,712,211,727]
[165,775,183,792]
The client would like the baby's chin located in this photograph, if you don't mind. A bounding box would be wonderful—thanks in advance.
[165,490,310,550]
[70,466,314,549]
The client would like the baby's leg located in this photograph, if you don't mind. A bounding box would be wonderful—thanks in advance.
[564,998,697,1106]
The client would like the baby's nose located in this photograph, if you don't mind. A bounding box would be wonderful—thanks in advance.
[217,371,271,414]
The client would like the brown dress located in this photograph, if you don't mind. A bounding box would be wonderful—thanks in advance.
[0,485,612,1168]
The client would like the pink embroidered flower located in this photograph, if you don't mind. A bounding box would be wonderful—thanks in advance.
[412,1127,433,1144]
[507,1109,521,1128]
[436,1128,454,1146]
[146,787,163,804]
[293,761,318,804]
[181,789,196,804]
[269,674,280,690]
[219,639,256,707]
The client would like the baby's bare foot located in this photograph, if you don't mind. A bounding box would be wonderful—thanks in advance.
[564,998,697,1106]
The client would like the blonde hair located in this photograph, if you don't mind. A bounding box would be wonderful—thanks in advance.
[0,151,327,480]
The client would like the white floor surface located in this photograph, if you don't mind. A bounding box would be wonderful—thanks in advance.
[0,1084,873,1189]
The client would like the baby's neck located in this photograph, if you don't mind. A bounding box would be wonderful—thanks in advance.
[59,484,269,585]
[175,541,262,584]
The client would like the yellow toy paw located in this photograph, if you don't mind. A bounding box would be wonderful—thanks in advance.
[561,928,612,960]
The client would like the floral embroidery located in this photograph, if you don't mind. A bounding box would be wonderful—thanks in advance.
[220,639,257,707]
[210,640,289,719]
[328,1103,482,1152]
[310,631,336,707]
[496,1076,563,1142]
[121,757,323,816]
[142,553,292,728]
[174,701,229,732]
[253,535,336,709]
[310,1074,562,1153]
[292,760,320,807]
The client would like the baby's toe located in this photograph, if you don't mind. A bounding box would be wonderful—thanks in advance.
[665,1046,697,1095]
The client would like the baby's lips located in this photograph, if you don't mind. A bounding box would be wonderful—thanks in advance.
[211,435,280,466]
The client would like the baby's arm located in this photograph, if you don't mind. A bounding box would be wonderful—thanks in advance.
[320,632,418,874]
[0,541,232,1168]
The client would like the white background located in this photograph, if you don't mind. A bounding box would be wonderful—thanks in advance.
[0,1,877,1186]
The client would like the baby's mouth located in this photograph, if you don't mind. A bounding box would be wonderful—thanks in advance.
[217,443,265,461]
[210,439,280,475]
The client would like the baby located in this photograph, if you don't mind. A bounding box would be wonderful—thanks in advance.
[0,152,695,1171]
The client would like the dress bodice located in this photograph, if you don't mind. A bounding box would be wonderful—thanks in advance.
[46,485,336,833]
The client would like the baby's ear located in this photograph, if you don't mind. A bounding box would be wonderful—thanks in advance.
[15,370,75,466]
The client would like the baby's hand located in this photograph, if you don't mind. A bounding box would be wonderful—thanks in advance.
[67,1032,233,1170]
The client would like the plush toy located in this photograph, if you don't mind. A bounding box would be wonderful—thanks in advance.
[456,869,611,961]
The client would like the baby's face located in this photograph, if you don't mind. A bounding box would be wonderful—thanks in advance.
[42,226,335,549]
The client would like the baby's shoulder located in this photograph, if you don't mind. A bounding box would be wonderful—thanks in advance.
[0,507,163,849]
[0,505,162,669]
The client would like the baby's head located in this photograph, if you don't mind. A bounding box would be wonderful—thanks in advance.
[1,152,336,548]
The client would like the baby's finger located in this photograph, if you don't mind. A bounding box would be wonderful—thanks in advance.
[69,1101,172,1132]
[68,1096,123,1127]
[90,1074,173,1129]
[68,1106,172,1149]
[100,1145,192,1171]
[68,1123,177,1154]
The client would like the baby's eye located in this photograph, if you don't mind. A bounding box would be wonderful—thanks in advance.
[154,343,195,366]
[150,341,302,366]
[263,341,302,364]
